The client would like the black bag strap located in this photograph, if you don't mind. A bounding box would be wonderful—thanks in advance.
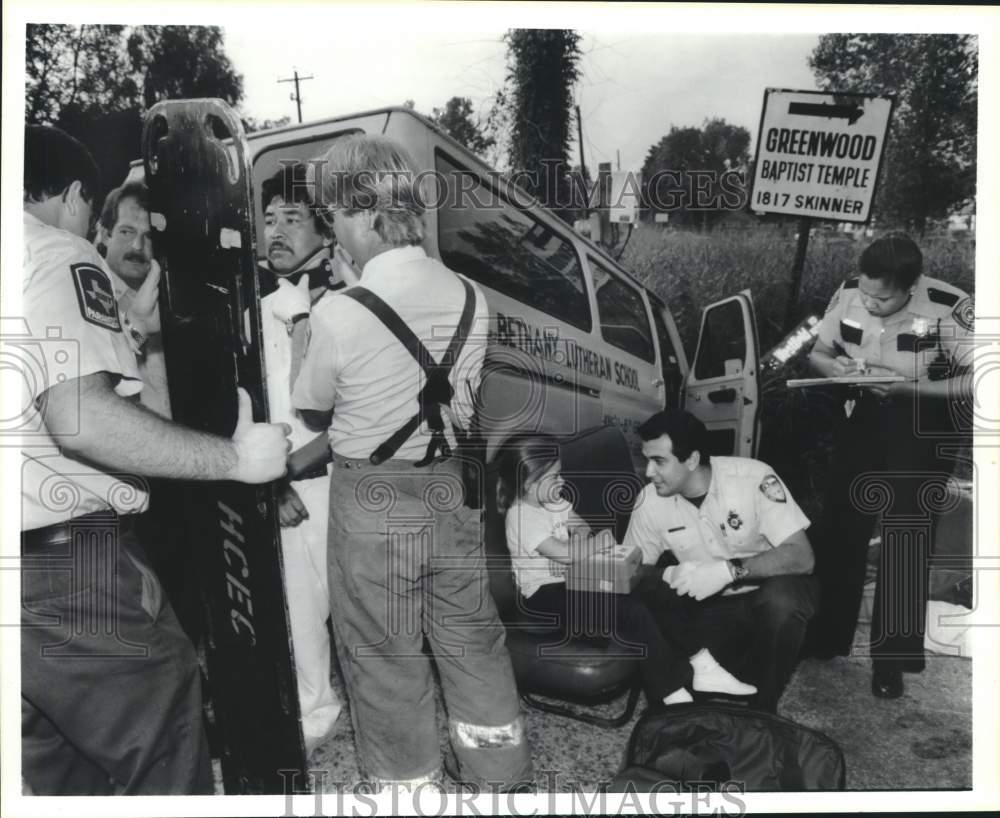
[340,277,477,465]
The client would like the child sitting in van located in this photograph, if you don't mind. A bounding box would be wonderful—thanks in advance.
[497,433,756,706]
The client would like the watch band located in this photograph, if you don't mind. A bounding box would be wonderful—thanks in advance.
[728,558,749,583]
[121,311,148,357]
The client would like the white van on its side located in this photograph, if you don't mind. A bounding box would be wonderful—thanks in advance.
[244,106,761,468]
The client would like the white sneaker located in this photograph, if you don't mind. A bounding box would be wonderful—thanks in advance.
[690,648,757,696]
[663,687,694,706]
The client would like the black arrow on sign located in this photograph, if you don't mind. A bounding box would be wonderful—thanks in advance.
[788,101,864,125]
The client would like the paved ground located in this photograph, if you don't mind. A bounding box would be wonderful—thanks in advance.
[303,622,971,792]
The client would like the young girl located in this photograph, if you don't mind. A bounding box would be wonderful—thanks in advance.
[497,433,756,706]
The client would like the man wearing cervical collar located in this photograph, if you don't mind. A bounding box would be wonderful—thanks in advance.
[259,164,358,754]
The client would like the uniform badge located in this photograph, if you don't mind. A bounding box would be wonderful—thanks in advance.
[911,317,928,336]
[727,510,743,530]
[70,263,121,331]
[953,297,974,332]
[759,474,787,503]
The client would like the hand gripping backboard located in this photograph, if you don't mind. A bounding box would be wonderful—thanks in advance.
[142,99,308,794]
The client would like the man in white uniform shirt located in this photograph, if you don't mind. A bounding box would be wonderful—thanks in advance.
[95,179,170,417]
[624,409,818,713]
[257,164,356,753]
[292,134,531,788]
[20,125,290,794]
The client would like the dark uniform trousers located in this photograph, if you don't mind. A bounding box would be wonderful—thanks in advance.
[809,392,957,670]
[638,566,818,713]
[21,511,213,794]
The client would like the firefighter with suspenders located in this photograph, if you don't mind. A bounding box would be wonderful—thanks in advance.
[292,134,532,788]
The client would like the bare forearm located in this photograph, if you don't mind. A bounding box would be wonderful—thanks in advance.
[45,374,238,480]
[742,536,814,579]
[287,432,332,479]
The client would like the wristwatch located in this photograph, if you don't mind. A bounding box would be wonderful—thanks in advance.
[121,310,148,357]
[727,558,749,584]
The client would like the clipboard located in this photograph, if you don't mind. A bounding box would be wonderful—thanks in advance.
[787,375,906,387]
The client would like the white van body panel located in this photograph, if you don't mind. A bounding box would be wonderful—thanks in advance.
[134,105,757,466]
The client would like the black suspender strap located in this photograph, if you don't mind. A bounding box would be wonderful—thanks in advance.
[340,277,477,466]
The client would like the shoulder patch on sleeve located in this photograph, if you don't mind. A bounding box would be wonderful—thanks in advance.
[759,474,787,503]
[842,277,859,290]
[927,287,960,307]
[70,263,121,331]
[952,296,974,332]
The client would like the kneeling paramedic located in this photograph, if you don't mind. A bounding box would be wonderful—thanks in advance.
[292,134,532,787]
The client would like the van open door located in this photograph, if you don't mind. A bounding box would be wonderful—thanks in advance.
[684,291,760,457]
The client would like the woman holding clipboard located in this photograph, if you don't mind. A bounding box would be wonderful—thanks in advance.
[803,234,973,699]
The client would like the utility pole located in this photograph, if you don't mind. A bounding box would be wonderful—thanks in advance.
[278,69,313,124]
[616,149,620,171]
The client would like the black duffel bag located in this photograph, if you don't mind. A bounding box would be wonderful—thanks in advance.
[610,704,845,792]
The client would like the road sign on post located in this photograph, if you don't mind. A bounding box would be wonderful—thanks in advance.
[750,89,894,223]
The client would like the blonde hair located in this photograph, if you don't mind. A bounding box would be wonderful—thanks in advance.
[313,134,425,246]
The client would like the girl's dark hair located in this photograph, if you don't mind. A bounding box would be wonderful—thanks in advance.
[495,433,561,514]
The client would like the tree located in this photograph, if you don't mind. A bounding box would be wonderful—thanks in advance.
[243,115,292,134]
[128,26,243,110]
[809,34,977,233]
[431,96,495,158]
[640,118,751,229]
[25,24,244,198]
[503,29,582,220]
[26,24,138,124]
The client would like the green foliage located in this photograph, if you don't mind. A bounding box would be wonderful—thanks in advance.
[243,115,292,134]
[432,96,495,158]
[640,118,751,229]
[503,29,582,219]
[128,26,243,110]
[25,24,244,197]
[809,34,977,233]
[26,24,137,124]
[621,223,975,512]
[26,24,243,126]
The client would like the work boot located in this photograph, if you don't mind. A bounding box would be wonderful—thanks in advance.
[871,664,904,699]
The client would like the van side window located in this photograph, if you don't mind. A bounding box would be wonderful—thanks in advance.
[590,258,655,363]
[694,299,747,379]
[648,293,683,405]
[435,152,592,331]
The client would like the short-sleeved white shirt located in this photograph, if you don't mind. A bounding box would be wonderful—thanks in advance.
[816,274,974,378]
[504,499,572,599]
[292,246,489,461]
[21,213,149,530]
[623,457,810,569]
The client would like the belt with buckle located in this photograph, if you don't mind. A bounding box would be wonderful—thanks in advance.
[22,510,134,553]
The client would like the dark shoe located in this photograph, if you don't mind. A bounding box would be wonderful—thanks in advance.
[871,666,904,699]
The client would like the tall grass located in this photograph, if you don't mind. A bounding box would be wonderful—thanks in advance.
[620,223,975,517]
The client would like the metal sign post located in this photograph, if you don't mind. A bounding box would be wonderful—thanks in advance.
[749,88,894,329]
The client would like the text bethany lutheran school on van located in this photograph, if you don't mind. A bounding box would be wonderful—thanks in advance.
[493,312,642,392]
